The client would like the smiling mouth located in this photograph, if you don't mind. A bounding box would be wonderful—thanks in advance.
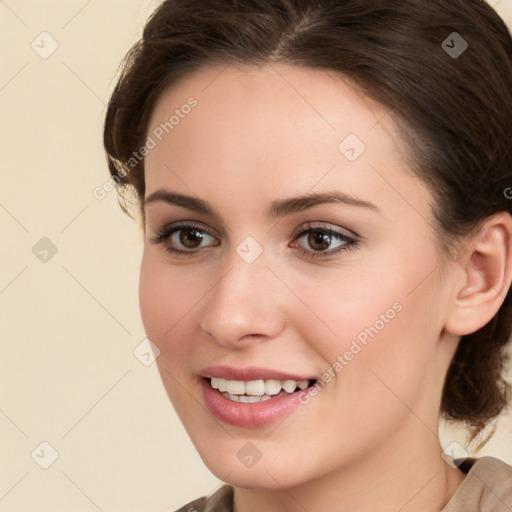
[206,377,318,403]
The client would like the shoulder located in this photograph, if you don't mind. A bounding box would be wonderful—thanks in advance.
[443,456,512,512]
[171,461,512,512]
[172,485,234,512]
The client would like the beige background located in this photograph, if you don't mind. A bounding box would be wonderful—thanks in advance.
[1,1,512,510]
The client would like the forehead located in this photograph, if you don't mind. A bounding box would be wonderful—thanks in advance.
[143,63,432,225]
[146,63,393,147]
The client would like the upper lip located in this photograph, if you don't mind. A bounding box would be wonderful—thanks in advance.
[199,365,316,382]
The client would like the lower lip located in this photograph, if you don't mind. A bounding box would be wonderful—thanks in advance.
[200,378,310,428]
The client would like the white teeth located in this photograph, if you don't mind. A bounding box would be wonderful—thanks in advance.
[209,376,314,399]
[211,377,228,392]
[245,380,265,396]
[238,394,271,403]
[226,380,245,395]
[265,379,282,395]
[282,380,297,393]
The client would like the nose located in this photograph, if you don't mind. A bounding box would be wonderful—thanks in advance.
[200,250,286,348]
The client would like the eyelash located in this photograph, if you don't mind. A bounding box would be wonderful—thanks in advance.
[150,221,359,260]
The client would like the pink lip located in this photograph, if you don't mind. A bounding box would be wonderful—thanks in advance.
[198,366,318,428]
[198,365,315,381]
[200,378,313,428]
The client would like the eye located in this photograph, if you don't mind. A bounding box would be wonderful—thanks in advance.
[150,221,359,260]
[291,223,358,259]
[150,222,219,255]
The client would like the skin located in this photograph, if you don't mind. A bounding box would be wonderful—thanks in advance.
[139,63,512,512]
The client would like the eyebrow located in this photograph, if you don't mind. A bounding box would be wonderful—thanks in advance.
[143,189,380,218]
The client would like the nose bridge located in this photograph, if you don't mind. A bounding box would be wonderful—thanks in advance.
[200,240,284,345]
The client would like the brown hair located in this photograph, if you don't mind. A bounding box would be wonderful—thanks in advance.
[104,0,512,436]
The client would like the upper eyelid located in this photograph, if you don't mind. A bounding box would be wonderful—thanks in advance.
[292,222,357,238]
[155,220,352,235]
[153,221,356,246]
[158,220,220,237]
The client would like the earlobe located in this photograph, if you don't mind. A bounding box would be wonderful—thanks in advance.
[444,212,512,337]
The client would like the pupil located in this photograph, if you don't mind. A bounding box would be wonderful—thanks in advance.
[309,230,330,251]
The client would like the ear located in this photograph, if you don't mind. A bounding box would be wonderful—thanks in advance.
[444,212,512,336]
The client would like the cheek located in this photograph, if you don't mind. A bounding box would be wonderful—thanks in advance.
[139,255,169,340]
[139,252,198,352]
[139,253,202,409]
[301,251,441,395]
[291,262,403,358]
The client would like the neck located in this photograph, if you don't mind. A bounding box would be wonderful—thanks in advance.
[233,422,466,512]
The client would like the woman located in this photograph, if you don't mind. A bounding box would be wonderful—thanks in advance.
[103,0,512,510]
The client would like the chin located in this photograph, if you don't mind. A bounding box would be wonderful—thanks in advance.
[211,463,308,490]
[194,439,316,490]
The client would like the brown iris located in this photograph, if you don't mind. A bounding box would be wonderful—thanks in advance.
[308,230,332,251]
[180,229,205,249]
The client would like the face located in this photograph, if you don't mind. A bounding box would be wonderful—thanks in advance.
[139,64,458,489]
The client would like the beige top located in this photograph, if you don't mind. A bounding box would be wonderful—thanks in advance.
[174,457,512,512]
